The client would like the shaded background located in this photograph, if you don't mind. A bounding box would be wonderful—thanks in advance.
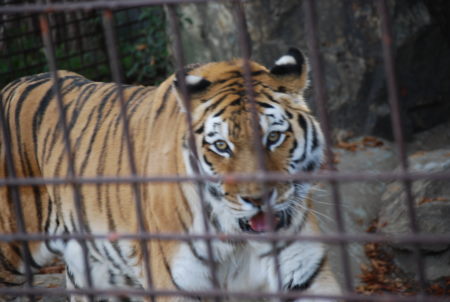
[178,0,450,141]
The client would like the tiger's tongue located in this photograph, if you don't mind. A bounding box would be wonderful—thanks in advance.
[249,212,275,232]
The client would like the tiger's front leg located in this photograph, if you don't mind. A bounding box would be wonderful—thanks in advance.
[262,241,341,302]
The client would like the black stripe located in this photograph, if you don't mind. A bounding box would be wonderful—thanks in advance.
[195,124,204,134]
[203,155,214,172]
[304,161,317,172]
[310,118,319,151]
[127,86,148,113]
[14,78,53,176]
[206,94,228,113]
[285,256,326,296]
[285,110,293,119]
[193,94,233,132]
[229,98,241,107]
[155,85,172,119]
[175,209,209,263]
[108,268,116,286]
[32,186,43,232]
[213,107,226,117]
[261,91,281,104]
[78,87,118,175]
[44,200,61,255]
[66,268,80,289]
[40,128,52,165]
[110,240,129,269]
[10,244,33,269]
[153,224,185,291]
[257,101,274,109]
[251,70,266,77]
[66,83,98,130]
[0,249,23,276]
[156,247,200,301]
[288,139,298,158]
[102,245,122,271]
[297,114,309,163]
[32,83,55,148]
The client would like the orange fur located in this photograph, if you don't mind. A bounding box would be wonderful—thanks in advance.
[0,54,340,301]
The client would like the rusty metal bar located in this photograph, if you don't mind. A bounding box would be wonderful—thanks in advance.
[0,169,449,187]
[0,286,447,302]
[101,9,156,300]
[232,0,284,292]
[165,4,221,298]
[39,14,95,300]
[376,0,427,294]
[0,0,225,13]
[303,0,354,292]
[0,230,449,246]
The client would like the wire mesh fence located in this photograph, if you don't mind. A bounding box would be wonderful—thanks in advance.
[0,0,449,301]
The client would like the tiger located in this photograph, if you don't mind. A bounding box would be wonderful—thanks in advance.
[0,48,341,302]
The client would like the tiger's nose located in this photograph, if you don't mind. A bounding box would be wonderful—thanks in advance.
[241,196,264,206]
[240,189,275,206]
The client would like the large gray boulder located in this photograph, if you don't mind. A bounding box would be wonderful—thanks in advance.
[311,137,397,285]
[378,149,450,252]
[378,149,450,280]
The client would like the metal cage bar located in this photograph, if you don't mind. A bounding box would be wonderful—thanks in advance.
[101,9,156,300]
[231,0,285,291]
[376,0,427,294]
[303,0,354,293]
[165,4,222,300]
[39,14,95,301]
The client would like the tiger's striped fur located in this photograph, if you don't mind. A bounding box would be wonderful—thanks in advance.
[0,49,340,301]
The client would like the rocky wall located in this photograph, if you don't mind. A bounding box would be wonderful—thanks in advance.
[176,0,450,140]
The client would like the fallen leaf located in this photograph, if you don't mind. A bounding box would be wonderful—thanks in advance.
[362,136,384,148]
[335,141,358,152]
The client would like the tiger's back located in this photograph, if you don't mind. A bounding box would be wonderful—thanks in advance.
[0,71,158,286]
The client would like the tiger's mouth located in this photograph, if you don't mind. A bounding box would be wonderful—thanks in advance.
[238,209,292,233]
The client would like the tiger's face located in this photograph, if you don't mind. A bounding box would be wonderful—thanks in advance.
[176,49,324,234]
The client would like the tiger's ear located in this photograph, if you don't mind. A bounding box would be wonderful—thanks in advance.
[173,74,211,111]
[270,48,309,93]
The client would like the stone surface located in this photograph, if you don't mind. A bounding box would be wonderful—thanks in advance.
[376,148,450,280]
[312,137,397,285]
[311,131,450,285]
[378,149,450,252]
[177,0,450,140]
[9,273,65,302]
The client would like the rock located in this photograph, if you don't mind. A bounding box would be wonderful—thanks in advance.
[315,137,397,234]
[311,137,397,285]
[176,0,450,140]
[378,148,450,252]
[391,247,450,281]
[377,148,450,280]
[10,273,65,302]
[312,134,450,284]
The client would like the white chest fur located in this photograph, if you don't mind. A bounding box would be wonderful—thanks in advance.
[170,224,325,295]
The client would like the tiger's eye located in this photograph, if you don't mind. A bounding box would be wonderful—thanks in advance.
[268,131,281,142]
[214,140,228,151]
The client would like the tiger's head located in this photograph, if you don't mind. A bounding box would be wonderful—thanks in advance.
[174,48,324,234]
